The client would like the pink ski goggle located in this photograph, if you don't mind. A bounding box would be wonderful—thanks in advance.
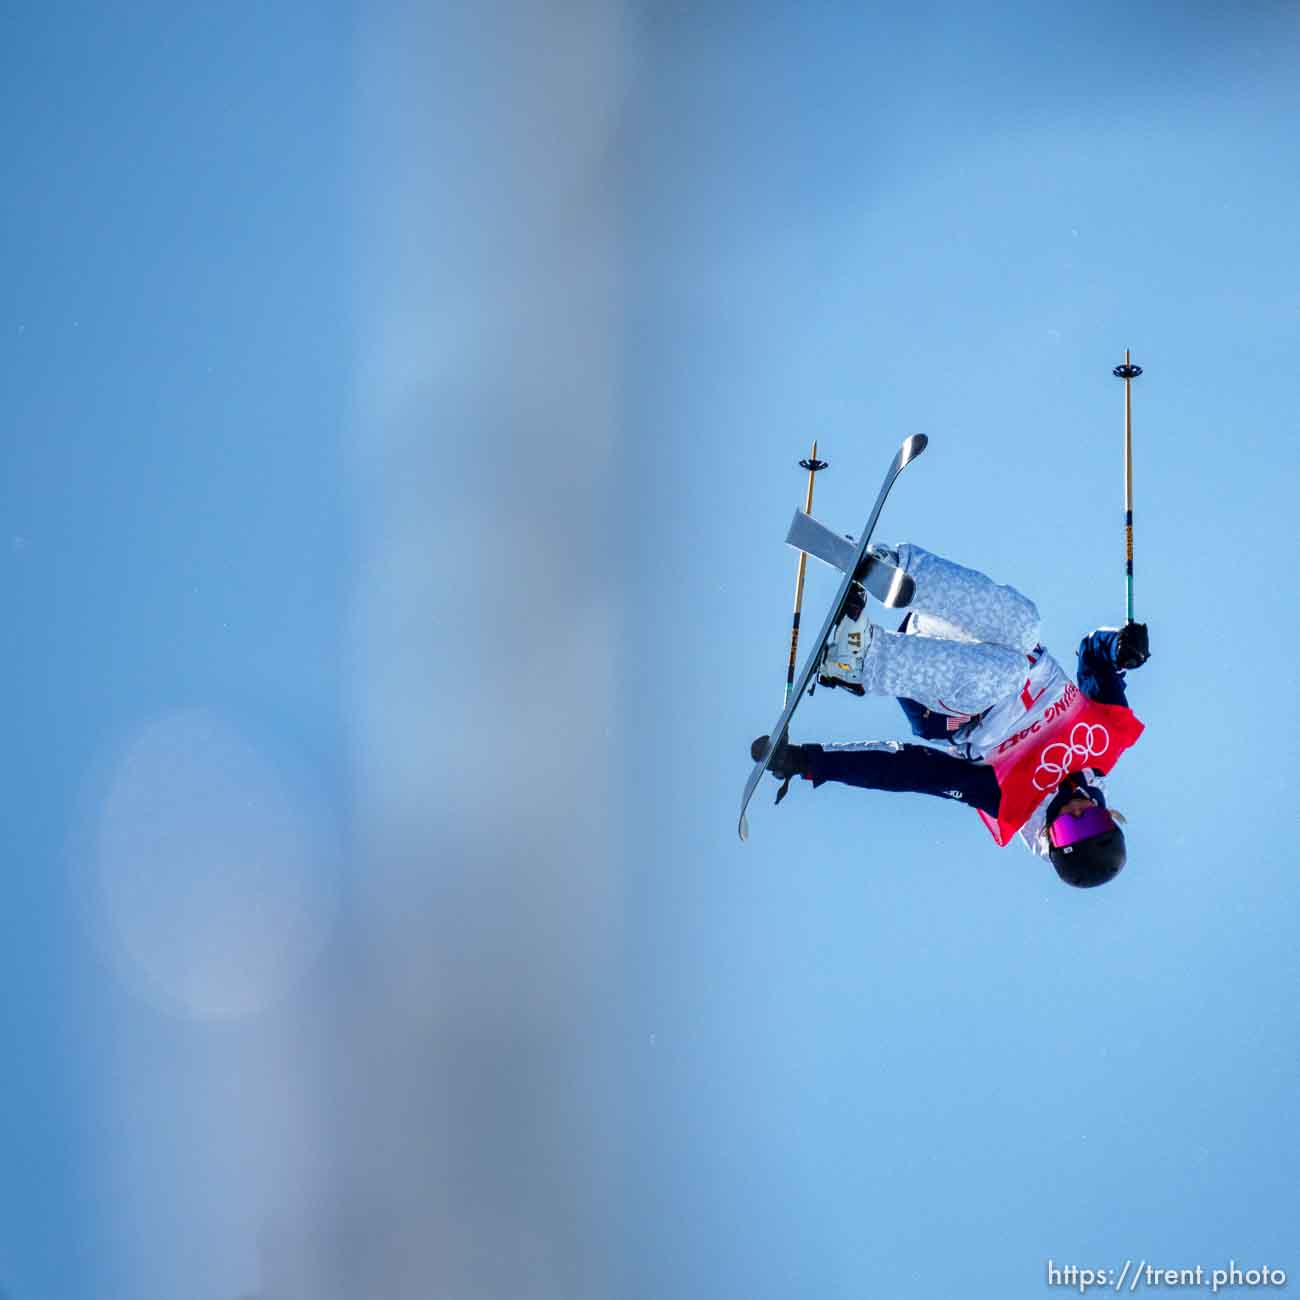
[1048,804,1116,849]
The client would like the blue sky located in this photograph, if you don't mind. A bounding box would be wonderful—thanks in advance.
[3,2,1298,1297]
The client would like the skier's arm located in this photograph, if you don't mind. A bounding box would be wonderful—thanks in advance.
[1077,622,1150,705]
[1076,629,1130,706]
[802,741,1001,817]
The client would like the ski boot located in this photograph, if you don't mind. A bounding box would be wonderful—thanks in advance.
[817,581,873,696]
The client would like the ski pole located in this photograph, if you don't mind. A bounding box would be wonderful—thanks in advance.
[785,441,827,705]
[1112,350,1142,622]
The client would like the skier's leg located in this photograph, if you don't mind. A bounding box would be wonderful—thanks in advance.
[894,543,1041,653]
[853,624,1027,716]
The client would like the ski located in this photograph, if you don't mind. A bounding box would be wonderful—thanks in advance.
[784,509,915,608]
[739,433,929,841]
[858,552,914,609]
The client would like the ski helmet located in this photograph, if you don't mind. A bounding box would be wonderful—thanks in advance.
[1049,824,1126,888]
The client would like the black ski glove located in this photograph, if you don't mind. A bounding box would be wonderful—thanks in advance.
[1116,621,1150,670]
[750,734,814,781]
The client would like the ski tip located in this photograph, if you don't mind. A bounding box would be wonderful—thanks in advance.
[738,812,750,842]
[901,432,928,462]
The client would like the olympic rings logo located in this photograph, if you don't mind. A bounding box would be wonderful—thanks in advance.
[1032,723,1111,791]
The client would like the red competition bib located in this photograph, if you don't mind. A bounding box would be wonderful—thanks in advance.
[976,680,1145,846]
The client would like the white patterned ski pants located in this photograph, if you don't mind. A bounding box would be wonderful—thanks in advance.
[858,544,1041,715]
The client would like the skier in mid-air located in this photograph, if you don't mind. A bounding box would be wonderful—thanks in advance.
[753,543,1151,888]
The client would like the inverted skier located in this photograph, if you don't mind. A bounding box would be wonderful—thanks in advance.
[752,544,1151,888]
